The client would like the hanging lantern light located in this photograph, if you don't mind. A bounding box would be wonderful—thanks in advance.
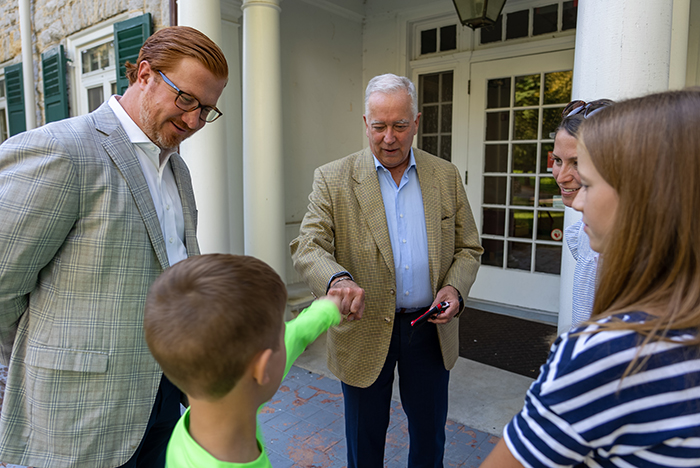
[452,0,507,29]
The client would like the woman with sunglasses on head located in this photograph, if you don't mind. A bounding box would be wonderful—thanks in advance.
[552,99,613,326]
[481,89,700,468]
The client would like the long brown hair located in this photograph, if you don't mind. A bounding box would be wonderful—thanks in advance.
[578,88,700,348]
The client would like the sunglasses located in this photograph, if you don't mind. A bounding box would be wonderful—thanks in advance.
[562,99,614,119]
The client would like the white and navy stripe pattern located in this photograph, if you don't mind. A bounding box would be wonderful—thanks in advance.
[505,312,700,467]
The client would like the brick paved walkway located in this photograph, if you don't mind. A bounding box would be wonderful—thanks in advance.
[0,364,499,467]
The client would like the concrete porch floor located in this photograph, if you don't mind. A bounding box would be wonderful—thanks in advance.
[293,331,534,438]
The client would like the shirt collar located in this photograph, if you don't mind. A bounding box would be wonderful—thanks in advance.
[372,148,416,173]
[107,95,175,167]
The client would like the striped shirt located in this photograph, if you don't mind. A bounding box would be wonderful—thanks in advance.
[505,312,700,468]
[566,219,599,327]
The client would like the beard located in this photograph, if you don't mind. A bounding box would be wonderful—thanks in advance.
[139,91,190,150]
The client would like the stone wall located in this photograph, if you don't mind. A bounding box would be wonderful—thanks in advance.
[0,0,170,124]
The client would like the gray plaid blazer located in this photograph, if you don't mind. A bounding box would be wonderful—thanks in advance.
[291,148,482,387]
[0,102,199,467]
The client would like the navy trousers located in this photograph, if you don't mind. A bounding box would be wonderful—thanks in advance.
[342,310,450,468]
[118,374,182,468]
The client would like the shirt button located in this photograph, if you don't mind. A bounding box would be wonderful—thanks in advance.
[404,291,409,296]
[169,237,174,243]
[385,317,391,323]
[390,289,395,296]
[166,204,171,210]
[402,239,407,243]
[405,265,409,270]
[400,214,404,218]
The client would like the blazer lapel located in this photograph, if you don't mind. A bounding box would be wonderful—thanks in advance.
[353,149,395,277]
[415,150,441,294]
[93,103,170,270]
[170,154,200,257]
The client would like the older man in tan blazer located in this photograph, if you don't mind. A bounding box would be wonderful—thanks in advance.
[291,74,482,468]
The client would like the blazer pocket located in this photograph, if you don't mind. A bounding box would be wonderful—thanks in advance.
[26,345,109,373]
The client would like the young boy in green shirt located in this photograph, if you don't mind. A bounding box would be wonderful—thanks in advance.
[144,254,344,467]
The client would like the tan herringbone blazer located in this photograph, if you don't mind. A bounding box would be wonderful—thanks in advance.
[0,102,199,467]
[291,148,482,387]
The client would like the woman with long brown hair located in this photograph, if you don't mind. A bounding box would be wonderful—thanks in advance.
[481,89,700,467]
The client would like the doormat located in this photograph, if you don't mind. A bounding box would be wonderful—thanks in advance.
[458,308,557,379]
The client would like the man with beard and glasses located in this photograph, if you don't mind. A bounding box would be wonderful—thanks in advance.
[0,26,227,468]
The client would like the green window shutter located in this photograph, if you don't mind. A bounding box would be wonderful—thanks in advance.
[5,63,26,136]
[114,13,152,95]
[42,45,69,123]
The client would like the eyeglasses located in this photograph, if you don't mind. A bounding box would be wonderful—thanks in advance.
[157,70,223,123]
[562,99,614,119]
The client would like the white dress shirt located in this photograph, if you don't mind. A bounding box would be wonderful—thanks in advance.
[108,96,188,266]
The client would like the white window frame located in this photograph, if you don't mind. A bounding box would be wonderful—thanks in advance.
[65,13,130,116]
[0,68,8,143]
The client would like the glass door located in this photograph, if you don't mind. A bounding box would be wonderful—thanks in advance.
[468,50,574,313]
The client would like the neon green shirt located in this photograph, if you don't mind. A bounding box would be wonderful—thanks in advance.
[165,299,341,468]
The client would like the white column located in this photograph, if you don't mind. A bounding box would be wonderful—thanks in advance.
[178,0,231,254]
[558,0,677,333]
[241,0,286,279]
[19,0,36,130]
[670,0,691,89]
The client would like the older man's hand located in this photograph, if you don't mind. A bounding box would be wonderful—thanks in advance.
[428,285,462,324]
[327,279,365,321]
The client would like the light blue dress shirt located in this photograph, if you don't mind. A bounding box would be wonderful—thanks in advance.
[374,151,432,309]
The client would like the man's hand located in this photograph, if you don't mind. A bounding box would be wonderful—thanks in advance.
[327,278,365,321]
[428,285,461,324]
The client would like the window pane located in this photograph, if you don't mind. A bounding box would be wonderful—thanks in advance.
[508,241,531,271]
[512,144,536,174]
[480,15,503,44]
[513,109,538,140]
[509,210,534,238]
[511,177,536,206]
[484,176,507,204]
[514,74,540,107]
[485,144,508,173]
[0,110,7,143]
[81,42,115,74]
[486,111,510,140]
[540,142,554,174]
[482,239,504,267]
[442,72,454,101]
[483,208,506,236]
[87,86,104,113]
[423,105,438,133]
[0,79,5,98]
[533,4,558,36]
[538,176,559,207]
[421,28,437,54]
[422,74,440,103]
[535,244,562,274]
[562,1,578,31]
[506,10,529,40]
[487,78,510,109]
[544,71,573,104]
[440,25,457,51]
[542,107,564,139]
[441,103,452,132]
[440,136,452,161]
[422,136,437,155]
[537,210,564,241]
